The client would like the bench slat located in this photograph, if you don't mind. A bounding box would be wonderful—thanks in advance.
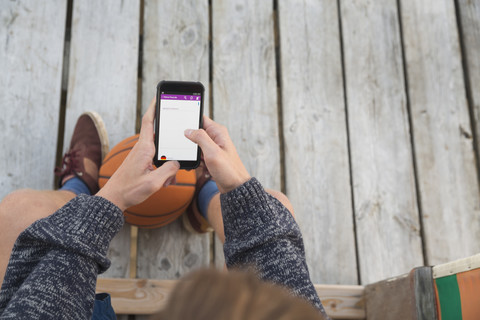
[97,278,366,319]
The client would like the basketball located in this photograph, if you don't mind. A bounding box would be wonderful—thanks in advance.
[98,134,196,229]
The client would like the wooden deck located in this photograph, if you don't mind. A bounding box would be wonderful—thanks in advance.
[2,0,480,306]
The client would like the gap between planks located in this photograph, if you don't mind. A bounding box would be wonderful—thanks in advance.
[129,226,139,279]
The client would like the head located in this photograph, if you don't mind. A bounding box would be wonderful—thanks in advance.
[152,268,325,320]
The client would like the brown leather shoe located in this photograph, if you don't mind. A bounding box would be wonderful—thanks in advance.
[55,112,109,194]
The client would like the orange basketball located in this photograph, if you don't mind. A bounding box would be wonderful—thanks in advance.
[98,134,196,229]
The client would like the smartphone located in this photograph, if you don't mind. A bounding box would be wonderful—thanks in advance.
[154,80,204,169]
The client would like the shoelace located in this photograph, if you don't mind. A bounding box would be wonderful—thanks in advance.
[55,150,83,177]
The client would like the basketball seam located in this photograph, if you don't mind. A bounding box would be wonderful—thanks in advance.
[101,135,139,163]
[101,147,135,165]
[126,213,180,228]
[98,176,195,189]
[125,198,191,218]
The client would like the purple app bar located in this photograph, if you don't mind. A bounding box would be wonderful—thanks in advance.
[161,94,200,101]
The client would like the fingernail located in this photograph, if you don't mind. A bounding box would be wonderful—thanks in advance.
[184,129,193,137]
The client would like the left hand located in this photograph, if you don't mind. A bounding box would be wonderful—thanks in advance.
[97,98,180,211]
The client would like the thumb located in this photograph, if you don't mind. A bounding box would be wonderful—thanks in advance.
[185,128,219,156]
[152,161,180,187]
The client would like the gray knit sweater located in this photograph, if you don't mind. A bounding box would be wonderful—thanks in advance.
[0,178,327,319]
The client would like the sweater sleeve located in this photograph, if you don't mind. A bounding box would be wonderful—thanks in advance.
[221,178,328,317]
[0,194,124,320]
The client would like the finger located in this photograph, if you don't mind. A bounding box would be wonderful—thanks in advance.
[201,116,230,143]
[145,97,156,120]
[139,97,156,140]
[202,115,215,130]
[163,175,177,187]
[152,161,180,186]
[185,128,220,157]
[204,120,230,149]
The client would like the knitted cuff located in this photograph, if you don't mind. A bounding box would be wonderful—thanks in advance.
[49,194,124,245]
[24,194,124,272]
[220,178,294,237]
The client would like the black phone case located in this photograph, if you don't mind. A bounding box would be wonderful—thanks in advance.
[153,80,204,169]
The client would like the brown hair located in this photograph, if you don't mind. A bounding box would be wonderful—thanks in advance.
[152,268,325,320]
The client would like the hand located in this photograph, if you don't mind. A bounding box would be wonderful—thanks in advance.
[97,98,180,211]
[185,116,251,193]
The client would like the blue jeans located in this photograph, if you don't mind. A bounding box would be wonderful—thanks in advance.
[92,293,116,320]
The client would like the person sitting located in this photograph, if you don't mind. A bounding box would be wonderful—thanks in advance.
[0,98,329,319]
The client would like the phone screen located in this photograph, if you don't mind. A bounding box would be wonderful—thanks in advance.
[157,92,202,162]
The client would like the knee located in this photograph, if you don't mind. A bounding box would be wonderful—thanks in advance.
[0,189,36,221]
[265,189,295,218]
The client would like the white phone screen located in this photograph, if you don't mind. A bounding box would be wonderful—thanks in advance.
[157,94,201,161]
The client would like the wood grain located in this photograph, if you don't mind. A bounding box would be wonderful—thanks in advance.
[137,221,210,279]
[212,0,280,190]
[0,0,66,199]
[64,0,140,279]
[400,0,480,265]
[458,0,480,182]
[412,267,437,320]
[432,253,480,279]
[96,278,176,315]
[214,234,225,269]
[97,277,366,319]
[278,0,357,285]
[211,0,280,272]
[340,0,423,284]
[365,267,437,320]
[138,0,211,284]
[4,1,480,307]
[315,284,365,319]
[141,0,210,116]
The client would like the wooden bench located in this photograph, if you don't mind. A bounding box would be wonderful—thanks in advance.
[96,278,366,319]
[100,254,480,319]
[365,254,480,320]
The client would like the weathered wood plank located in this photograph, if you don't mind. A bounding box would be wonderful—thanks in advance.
[65,1,139,149]
[64,0,140,279]
[458,0,480,178]
[412,267,437,320]
[212,0,280,190]
[0,0,66,199]
[138,0,211,285]
[278,0,357,285]
[214,235,225,269]
[432,253,480,279]
[141,0,210,116]
[97,277,366,319]
[137,221,210,279]
[96,278,176,315]
[365,267,437,320]
[315,284,365,319]
[210,0,280,268]
[340,0,423,284]
[400,0,480,265]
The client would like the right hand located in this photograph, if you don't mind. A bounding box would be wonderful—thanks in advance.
[97,98,180,211]
[184,116,251,193]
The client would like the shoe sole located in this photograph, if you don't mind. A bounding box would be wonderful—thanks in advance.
[182,211,199,234]
[182,209,214,234]
[82,111,109,161]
